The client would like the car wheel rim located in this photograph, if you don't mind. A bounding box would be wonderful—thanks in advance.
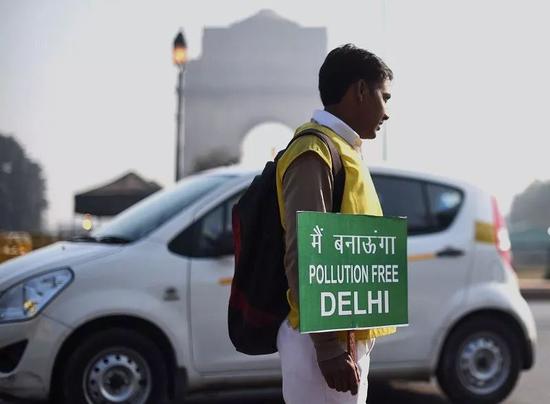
[83,347,152,404]
[456,332,510,395]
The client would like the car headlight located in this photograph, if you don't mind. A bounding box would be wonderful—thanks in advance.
[0,268,73,323]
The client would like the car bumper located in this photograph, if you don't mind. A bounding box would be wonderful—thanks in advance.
[495,281,537,369]
[515,291,537,370]
[0,314,70,400]
[524,335,536,370]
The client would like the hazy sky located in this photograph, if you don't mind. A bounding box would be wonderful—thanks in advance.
[1,0,549,230]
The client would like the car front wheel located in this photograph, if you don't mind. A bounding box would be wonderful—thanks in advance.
[437,317,521,403]
[61,328,169,404]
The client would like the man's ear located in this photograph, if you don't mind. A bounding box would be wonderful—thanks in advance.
[357,80,368,103]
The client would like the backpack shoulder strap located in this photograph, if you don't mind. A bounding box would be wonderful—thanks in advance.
[281,128,345,213]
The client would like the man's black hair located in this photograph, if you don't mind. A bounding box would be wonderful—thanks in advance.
[318,44,393,106]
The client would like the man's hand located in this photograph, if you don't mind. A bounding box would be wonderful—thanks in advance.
[318,352,361,395]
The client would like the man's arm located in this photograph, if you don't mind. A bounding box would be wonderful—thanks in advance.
[282,151,360,394]
[282,151,333,312]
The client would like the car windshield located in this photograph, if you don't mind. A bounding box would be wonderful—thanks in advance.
[90,174,234,242]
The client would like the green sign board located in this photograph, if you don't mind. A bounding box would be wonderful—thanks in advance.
[297,211,408,333]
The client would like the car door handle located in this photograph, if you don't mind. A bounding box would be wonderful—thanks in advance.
[163,287,180,301]
[436,247,465,257]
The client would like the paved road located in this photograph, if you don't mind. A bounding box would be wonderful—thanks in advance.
[2,302,549,404]
[185,301,550,404]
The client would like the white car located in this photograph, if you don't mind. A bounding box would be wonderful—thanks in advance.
[0,165,536,404]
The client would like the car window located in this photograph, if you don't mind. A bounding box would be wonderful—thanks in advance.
[92,174,233,242]
[169,192,243,257]
[373,174,464,235]
[372,175,432,235]
[427,183,463,231]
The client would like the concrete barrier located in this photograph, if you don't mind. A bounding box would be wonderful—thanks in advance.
[520,279,550,300]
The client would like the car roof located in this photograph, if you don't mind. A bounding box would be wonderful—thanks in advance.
[201,163,478,193]
[369,164,473,190]
[198,164,259,177]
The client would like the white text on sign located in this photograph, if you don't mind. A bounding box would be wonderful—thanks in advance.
[308,264,399,285]
[321,290,390,316]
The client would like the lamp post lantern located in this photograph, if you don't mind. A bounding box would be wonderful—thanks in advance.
[173,31,188,181]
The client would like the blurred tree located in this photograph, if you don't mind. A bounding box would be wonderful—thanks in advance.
[191,149,239,174]
[509,180,550,230]
[0,133,48,231]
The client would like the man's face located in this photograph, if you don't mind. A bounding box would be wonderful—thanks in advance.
[358,78,391,140]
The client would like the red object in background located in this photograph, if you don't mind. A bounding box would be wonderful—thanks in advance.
[492,196,513,267]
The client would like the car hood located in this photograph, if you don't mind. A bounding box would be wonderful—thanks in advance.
[0,241,123,289]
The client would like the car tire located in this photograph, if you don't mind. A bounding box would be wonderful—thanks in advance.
[437,316,521,404]
[60,328,170,404]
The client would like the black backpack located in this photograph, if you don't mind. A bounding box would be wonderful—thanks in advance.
[228,128,345,355]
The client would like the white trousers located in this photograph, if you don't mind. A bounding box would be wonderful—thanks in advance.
[277,320,373,404]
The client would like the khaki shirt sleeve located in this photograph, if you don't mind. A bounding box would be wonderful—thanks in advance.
[282,151,346,362]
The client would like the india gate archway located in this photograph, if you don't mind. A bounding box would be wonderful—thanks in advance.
[181,10,327,176]
[240,122,294,169]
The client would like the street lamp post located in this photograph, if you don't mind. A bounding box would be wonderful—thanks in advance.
[173,31,188,182]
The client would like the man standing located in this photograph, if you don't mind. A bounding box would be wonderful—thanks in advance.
[275,44,395,403]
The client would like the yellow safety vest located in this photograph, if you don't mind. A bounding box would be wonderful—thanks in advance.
[276,121,397,340]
